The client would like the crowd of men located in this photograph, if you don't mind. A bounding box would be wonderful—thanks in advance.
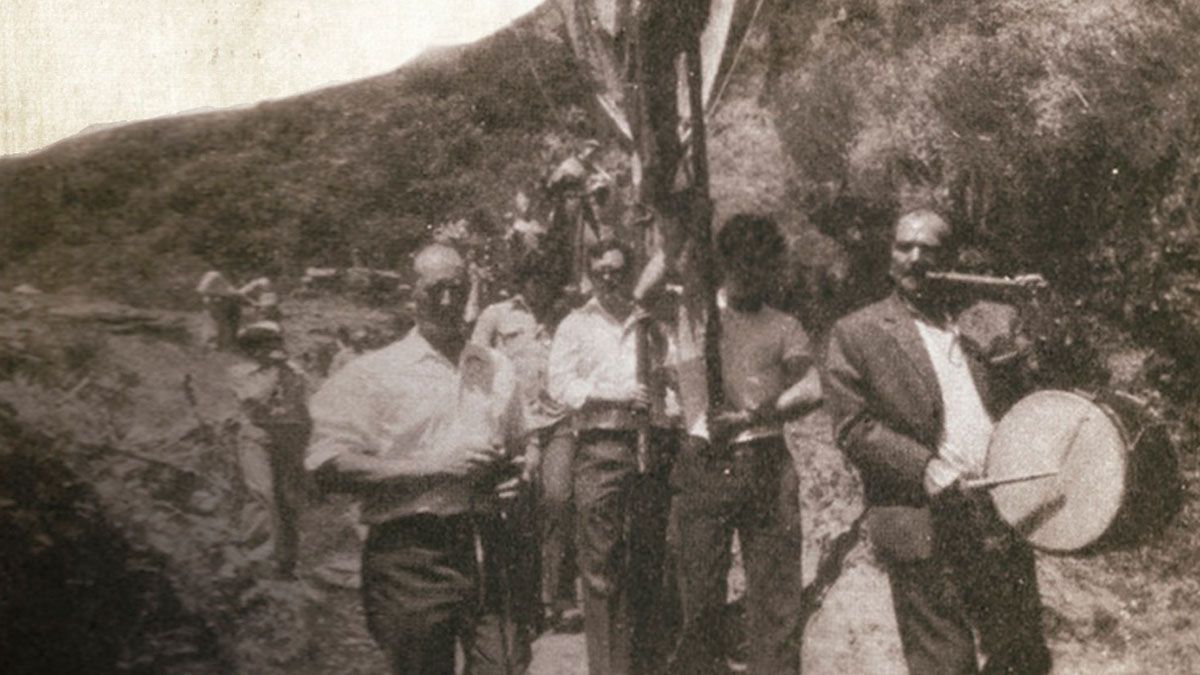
[210,206,1054,675]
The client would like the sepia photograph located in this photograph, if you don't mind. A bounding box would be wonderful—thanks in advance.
[1,1,1197,673]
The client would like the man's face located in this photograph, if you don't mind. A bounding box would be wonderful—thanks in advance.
[521,275,557,314]
[724,251,778,311]
[889,213,951,299]
[413,248,469,338]
[589,248,630,302]
[560,187,586,220]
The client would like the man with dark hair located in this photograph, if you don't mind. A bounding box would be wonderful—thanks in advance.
[549,238,679,675]
[669,214,822,674]
[306,243,532,675]
[471,252,581,632]
[823,209,1051,674]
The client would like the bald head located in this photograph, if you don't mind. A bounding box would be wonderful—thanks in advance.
[414,243,466,283]
[890,210,953,301]
[895,209,952,243]
[412,243,469,343]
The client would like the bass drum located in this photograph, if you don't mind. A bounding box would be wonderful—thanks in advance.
[986,389,1179,553]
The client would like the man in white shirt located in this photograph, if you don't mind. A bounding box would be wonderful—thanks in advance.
[668,214,823,675]
[823,210,1051,674]
[306,244,531,675]
[548,239,679,675]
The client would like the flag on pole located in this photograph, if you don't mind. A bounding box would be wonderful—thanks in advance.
[555,0,767,433]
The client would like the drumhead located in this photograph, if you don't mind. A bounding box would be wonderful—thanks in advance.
[987,390,1128,552]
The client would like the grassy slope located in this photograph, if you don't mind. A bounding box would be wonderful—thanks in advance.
[0,4,593,307]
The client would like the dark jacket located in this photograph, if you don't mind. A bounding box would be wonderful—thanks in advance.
[822,293,1021,560]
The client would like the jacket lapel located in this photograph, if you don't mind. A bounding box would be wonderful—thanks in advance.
[879,294,942,423]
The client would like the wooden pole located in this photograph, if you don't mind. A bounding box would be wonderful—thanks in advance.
[686,35,726,415]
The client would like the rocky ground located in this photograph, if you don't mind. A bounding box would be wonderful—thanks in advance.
[1,289,1197,673]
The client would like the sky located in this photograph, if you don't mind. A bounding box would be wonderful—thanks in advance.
[0,0,545,156]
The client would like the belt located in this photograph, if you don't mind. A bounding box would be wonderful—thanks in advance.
[574,402,645,432]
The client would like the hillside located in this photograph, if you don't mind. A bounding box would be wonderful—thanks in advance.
[0,4,593,307]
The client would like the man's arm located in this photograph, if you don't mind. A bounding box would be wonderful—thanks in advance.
[822,322,934,495]
[469,303,498,347]
[306,365,500,495]
[771,366,824,420]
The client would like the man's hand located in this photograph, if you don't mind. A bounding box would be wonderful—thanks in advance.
[520,440,542,484]
[709,407,754,439]
[923,456,963,497]
[495,475,524,502]
[495,454,531,502]
[592,383,651,410]
[425,444,506,481]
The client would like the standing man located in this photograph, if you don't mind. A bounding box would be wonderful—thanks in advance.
[306,244,532,675]
[197,270,244,350]
[471,253,581,632]
[669,214,822,675]
[549,239,679,675]
[228,320,310,578]
[823,209,1052,674]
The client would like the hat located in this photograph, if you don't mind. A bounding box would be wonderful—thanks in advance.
[196,270,237,296]
[237,320,283,346]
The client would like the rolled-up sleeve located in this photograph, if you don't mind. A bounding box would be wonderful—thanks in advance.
[780,314,814,380]
[305,363,381,471]
[548,315,593,410]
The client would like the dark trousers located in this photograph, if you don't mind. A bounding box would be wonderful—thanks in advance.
[670,435,805,675]
[361,515,533,675]
[885,495,1052,675]
[538,422,579,613]
[575,429,677,675]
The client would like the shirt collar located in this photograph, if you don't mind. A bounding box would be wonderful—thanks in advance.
[508,294,530,313]
[402,328,459,370]
[580,296,639,332]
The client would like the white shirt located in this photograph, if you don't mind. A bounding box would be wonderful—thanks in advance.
[471,295,567,431]
[914,318,994,480]
[548,297,675,429]
[306,330,524,523]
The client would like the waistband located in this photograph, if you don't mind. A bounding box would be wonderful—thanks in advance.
[367,513,501,548]
[574,402,644,431]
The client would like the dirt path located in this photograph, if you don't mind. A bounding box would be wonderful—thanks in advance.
[288,408,1200,674]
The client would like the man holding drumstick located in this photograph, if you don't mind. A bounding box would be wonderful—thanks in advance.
[823,209,1052,674]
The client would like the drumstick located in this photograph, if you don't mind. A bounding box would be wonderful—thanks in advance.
[962,470,1059,490]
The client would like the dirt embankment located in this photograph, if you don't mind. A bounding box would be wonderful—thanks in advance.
[1,290,1197,673]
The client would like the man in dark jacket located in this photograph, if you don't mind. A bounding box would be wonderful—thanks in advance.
[822,209,1051,674]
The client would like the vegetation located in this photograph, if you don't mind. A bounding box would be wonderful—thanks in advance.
[0,6,594,306]
[770,0,1200,443]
